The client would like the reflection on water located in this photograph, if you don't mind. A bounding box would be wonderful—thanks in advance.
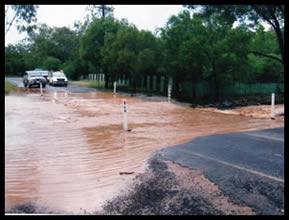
[5,91,284,214]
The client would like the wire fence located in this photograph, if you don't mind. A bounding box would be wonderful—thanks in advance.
[86,73,284,100]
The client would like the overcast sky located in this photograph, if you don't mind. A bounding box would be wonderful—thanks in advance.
[5,5,185,46]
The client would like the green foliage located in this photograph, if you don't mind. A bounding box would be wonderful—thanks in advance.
[101,24,161,92]
[63,59,89,80]
[80,17,121,73]
[5,5,284,100]
[185,5,284,64]
[5,44,26,75]
[5,5,39,36]
[42,56,62,71]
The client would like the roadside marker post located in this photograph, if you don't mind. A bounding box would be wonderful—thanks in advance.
[114,81,117,94]
[168,84,172,102]
[122,99,128,131]
[271,93,275,119]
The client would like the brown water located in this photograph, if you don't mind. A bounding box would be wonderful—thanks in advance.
[5,90,284,214]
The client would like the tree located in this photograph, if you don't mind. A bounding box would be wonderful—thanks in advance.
[5,44,26,75]
[42,56,62,71]
[247,25,283,83]
[160,11,207,99]
[63,58,88,80]
[86,5,114,20]
[161,10,252,101]
[184,5,284,64]
[5,5,39,36]
[24,23,83,75]
[79,17,121,88]
[101,24,160,94]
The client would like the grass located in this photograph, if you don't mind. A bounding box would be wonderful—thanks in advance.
[70,80,105,88]
[70,80,129,93]
[5,80,24,95]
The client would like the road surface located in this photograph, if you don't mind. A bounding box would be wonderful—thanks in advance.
[101,128,284,215]
[5,77,95,93]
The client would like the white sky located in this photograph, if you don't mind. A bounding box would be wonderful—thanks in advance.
[5,5,185,46]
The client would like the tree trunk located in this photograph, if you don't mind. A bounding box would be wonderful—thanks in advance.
[273,24,284,64]
[212,60,219,102]
[191,81,196,103]
[252,5,284,64]
[104,73,109,89]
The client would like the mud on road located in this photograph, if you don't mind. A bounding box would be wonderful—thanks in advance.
[5,88,284,214]
[100,153,257,215]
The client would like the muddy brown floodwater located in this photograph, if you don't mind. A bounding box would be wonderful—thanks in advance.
[5,90,284,214]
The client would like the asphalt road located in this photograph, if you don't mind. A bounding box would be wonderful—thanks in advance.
[158,127,284,215]
[5,77,95,93]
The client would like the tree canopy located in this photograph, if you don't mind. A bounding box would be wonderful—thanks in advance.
[5,5,283,99]
[5,5,39,36]
[184,5,284,64]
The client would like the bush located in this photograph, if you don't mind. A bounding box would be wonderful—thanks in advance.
[42,56,62,71]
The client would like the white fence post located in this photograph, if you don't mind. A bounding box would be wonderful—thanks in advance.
[271,93,275,119]
[114,81,117,94]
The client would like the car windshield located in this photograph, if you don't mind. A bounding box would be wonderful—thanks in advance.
[53,72,65,77]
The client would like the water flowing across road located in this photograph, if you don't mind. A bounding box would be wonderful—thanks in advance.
[5,90,284,214]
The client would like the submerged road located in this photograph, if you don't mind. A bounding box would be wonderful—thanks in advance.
[5,77,284,215]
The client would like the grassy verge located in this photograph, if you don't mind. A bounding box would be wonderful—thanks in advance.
[5,80,24,95]
[70,80,128,93]
[70,80,167,96]
[70,80,105,89]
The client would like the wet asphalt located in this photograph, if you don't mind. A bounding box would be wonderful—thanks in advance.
[158,128,284,215]
[102,128,284,215]
[5,77,95,93]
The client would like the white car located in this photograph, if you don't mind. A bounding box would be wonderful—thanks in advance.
[48,71,68,87]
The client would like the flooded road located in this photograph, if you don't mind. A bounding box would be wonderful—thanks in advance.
[5,90,284,214]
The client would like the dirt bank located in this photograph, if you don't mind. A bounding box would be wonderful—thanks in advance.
[99,152,257,215]
[199,104,284,120]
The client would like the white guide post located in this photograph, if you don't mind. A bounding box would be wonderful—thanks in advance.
[271,93,275,119]
[114,81,117,94]
[122,99,128,131]
[168,84,172,102]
